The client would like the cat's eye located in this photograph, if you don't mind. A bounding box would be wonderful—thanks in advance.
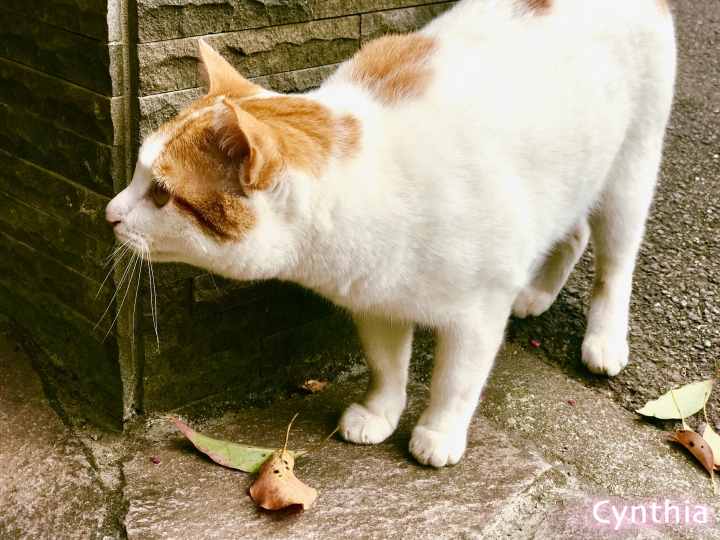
[151,181,171,207]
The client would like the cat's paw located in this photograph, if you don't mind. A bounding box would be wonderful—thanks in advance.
[512,287,556,319]
[581,333,629,376]
[339,403,398,445]
[409,425,466,467]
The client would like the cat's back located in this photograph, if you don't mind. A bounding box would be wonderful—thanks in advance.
[420,0,675,95]
[423,0,672,41]
[325,0,674,111]
[309,0,676,302]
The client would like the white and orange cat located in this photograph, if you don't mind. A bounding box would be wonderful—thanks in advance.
[107,0,675,466]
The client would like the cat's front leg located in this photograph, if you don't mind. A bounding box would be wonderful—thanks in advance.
[339,314,413,444]
[410,310,507,467]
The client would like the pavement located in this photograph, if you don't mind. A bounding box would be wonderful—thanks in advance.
[2,313,720,540]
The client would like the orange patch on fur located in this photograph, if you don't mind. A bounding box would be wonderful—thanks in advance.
[653,0,670,17]
[151,94,358,238]
[345,34,436,105]
[173,191,254,240]
[153,103,255,239]
[522,0,552,13]
[240,96,336,181]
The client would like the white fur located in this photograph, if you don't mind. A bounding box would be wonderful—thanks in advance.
[107,0,676,466]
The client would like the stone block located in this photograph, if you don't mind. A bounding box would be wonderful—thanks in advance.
[138,0,270,44]
[0,273,123,424]
[0,10,112,95]
[0,231,115,333]
[137,17,359,95]
[260,311,357,376]
[0,57,114,146]
[143,284,335,377]
[192,275,284,319]
[150,262,206,285]
[141,277,194,332]
[142,340,263,411]
[252,62,340,93]
[139,87,204,140]
[0,149,114,245]
[137,0,459,42]
[0,103,117,198]
[0,190,110,284]
[1,0,108,41]
[312,0,458,19]
[360,1,457,42]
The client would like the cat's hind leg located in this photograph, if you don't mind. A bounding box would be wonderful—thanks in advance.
[410,303,508,466]
[582,137,664,376]
[512,219,590,318]
[339,314,413,444]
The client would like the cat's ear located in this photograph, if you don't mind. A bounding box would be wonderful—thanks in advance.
[215,98,282,191]
[198,39,261,98]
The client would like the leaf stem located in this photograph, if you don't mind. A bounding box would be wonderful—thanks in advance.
[297,426,341,457]
[702,391,710,426]
[282,413,299,455]
[670,389,688,430]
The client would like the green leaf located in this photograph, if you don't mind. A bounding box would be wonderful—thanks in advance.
[170,416,306,473]
[636,378,714,419]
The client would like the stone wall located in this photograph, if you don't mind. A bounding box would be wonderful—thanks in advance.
[0,0,130,426]
[0,0,456,426]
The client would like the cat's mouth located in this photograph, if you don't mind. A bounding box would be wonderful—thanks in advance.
[114,231,174,262]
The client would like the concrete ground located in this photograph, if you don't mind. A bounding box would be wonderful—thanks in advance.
[2,312,720,540]
[2,0,719,538]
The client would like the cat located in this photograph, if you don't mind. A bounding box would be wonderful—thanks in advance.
[106,0,676,467]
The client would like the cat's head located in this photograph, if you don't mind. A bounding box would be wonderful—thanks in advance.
[106,41,357,279]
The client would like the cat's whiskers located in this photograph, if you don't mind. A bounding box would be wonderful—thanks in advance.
[130,255,144,351]
[95,241,132,302]
[146,246,160,351]
[94,252,137,332]
[102,254,141,342]
[104,240,130,265]
[209,273,220,294]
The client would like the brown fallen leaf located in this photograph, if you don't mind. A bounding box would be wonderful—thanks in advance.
[667,390,716,494]
[250,450,317,510]
[668,430,716,490]
[249,414,317,510]
[298,380,328,394]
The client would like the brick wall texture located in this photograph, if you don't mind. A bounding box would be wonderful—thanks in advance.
[0,0,456,425]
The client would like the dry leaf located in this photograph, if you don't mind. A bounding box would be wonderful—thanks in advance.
[249,450,317,510]
[665,390,716,493]
[636,377,715,419]
[249,413,317,510]
[172,413,337,511]
[170,416,306,473]
[299,380,328,394]
[668,429,716,493]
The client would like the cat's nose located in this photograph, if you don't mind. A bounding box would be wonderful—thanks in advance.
[105,200,124,227]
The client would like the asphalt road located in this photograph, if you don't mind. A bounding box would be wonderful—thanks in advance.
[504,0,720,430]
